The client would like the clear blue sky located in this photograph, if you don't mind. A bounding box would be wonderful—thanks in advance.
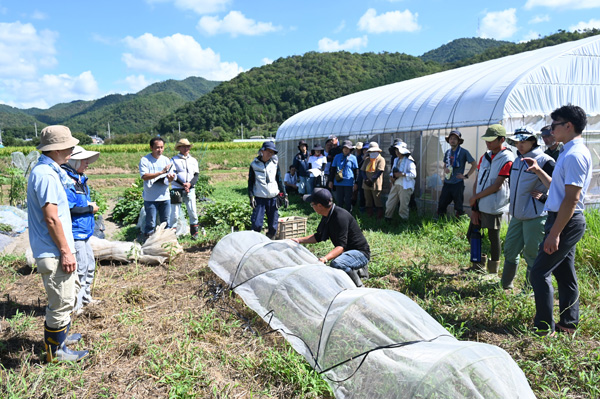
[1,0,598,109]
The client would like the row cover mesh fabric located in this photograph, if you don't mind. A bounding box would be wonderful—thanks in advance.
[209,231,535,398]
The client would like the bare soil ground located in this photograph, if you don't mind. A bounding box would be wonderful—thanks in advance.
[0,244,320,398]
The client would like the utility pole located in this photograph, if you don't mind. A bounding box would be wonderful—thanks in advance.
[35,122,38,137]
[241,123,244,140]
[178,121,181,135]
[107,122,111,139]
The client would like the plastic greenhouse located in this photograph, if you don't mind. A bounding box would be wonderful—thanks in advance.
[209,231,535,398]
[275,35,600,213]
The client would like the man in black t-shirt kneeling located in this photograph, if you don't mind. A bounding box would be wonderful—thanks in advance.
[292,188,370,287]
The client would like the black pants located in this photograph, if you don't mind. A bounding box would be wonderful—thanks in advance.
[530,212,586,332]
[437,181,465,215]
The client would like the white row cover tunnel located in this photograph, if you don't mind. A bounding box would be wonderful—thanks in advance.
[209,231,535,398]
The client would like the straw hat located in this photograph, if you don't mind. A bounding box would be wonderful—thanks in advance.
[175,138,192,150]
[37,125,79,151]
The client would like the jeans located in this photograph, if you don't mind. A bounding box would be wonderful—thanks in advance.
[170,188,198,228]
[298,176,308,195]
[251,197,279,237]
[530,212,586,332]
[144,199,171,234]
[330,250,369,273]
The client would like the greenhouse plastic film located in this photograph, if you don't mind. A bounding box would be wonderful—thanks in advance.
[209,231,535,398]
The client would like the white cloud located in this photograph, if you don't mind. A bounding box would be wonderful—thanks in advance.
[529,14,550,24]
[122,33,243,81]
[479,9,518,39]
[570,18,600,30]
[31,10,47,20]
[261,58,273,65]
[1,71,100,109]
[520,30,541,42]
[145,0,231,14]
[357,8,420,33]
[318,36,368,52]
[197,11,280,37]
[124,75,156,92]
[525,0,600,9]
[0,21,58,79]
[334,20,346,34]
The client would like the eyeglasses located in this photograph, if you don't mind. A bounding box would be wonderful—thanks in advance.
[550,121,568,131]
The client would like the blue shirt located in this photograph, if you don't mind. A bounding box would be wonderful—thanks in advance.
[27,162,75,258]
[331,153,358,186]
[139,153,172,201]
[443,146,475,184]
[544,137,592,213]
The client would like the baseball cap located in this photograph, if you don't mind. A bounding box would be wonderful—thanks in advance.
[303,188,332,207]
[541,125,552,136]
[481,124,507,141]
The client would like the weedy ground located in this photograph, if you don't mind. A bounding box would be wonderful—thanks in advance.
[2,148,600,398]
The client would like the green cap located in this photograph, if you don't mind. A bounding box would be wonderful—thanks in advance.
[482,124,507,141]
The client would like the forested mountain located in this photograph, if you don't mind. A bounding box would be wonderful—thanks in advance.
[157,30,599,139]
[449,29,600,68]
[420,38,511,63]
[137,76,219,101]
[0,76,219,142]
[156,52,443,136]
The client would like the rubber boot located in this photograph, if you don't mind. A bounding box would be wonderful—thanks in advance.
[501,261,518,289]
[44,323,89,363]
[366,207,374,217]
[469,254,487,273]
[346,269,363,287]
[64,322,82,346]
[376,207,384,220]
[487,259,500,274]
[190,224,199,240]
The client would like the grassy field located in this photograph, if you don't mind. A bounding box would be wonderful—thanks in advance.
[2,147,600,398]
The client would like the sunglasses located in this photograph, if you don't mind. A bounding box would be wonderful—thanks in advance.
[550,121,568,131]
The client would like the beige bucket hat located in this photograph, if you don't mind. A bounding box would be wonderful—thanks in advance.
[37,125,79,151]
[366,142,382,152]
[175,138,193,150]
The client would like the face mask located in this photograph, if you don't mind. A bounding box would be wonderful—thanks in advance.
[369,152,379,159]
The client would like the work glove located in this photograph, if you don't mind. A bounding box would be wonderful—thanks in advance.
[249,196,256,209]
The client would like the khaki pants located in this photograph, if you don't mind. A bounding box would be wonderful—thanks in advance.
[385,185,413,220]
[36,257,79,329]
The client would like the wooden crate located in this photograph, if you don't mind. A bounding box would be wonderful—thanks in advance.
[276,216,307,239]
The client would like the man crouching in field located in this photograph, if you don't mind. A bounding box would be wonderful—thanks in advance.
[27,125,89,362]
[292,188,370,287]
